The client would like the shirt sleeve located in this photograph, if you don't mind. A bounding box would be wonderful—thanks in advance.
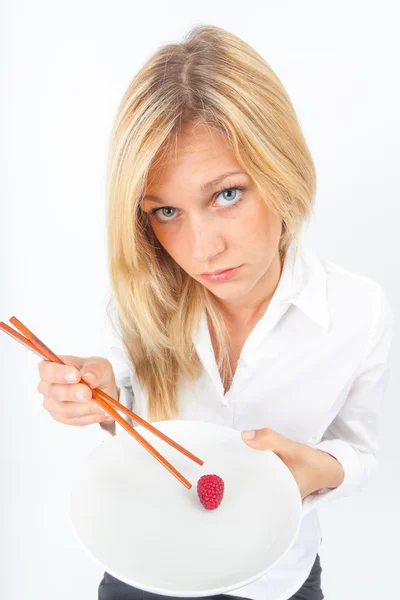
[302,284,394,513]
[97,343,137,441]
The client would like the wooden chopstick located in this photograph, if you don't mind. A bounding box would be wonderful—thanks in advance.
[2,317,204,468]
[1,317,198,489]
[1,316,205,489]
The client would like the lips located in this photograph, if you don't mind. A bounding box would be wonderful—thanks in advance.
[201,267,235,276]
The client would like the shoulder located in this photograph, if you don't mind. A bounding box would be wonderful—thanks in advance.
[322,257,394,336]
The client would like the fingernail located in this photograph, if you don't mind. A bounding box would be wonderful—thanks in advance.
[82,371,95,386]
[75,390,87,401]
[242,430,255,439]
[65,372,77,382]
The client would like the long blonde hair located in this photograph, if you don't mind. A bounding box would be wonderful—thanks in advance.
[106,24,316,422]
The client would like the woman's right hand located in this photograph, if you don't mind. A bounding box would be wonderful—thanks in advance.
[37,355,119,427]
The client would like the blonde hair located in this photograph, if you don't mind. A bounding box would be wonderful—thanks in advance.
[106,24,316,422]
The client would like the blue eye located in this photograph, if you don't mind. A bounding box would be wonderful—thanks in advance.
[215,186,244,207]
[148,185,245,224]
[152,206,177,222]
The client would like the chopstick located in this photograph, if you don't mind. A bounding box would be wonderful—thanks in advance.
[3,317,204,468]
[0,316,204,489]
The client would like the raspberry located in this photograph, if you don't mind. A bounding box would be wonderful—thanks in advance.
[197,474,225,510]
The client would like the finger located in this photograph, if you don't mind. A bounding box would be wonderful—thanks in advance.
[43,396,108,420]
[50,382,94,403]
[79,357,114,390]
[37,379,51,396]
[37,381,93,403]
[61,413,109,427]
[241,428,288,451]
[38,355,84,385]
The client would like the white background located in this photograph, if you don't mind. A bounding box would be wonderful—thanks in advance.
[1,1,399,599]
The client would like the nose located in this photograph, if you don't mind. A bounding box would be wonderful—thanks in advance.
[191,219,225,264]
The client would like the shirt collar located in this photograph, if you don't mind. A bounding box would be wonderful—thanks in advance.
[191,237,330,395]
[271,236,331,332]
[192,236,330,348]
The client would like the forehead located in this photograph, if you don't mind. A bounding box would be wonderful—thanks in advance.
[145,123,241,192]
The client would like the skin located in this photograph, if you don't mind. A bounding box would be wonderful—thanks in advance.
[141,122,283,332]
[37,355,117,429]
[37,121,344,496]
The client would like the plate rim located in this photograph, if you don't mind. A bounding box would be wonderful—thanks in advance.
[69,420,303,596]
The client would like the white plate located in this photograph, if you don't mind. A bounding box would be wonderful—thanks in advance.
[69,420,304,597]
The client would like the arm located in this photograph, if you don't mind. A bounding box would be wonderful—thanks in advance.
[303,284,394,511]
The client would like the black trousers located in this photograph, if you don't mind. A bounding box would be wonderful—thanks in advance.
[98,553,324,600]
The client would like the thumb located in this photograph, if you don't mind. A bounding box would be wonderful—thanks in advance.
[79,356,115,390]
[241,428,290,452]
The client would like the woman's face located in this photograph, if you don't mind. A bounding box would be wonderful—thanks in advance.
[141,123,282,311]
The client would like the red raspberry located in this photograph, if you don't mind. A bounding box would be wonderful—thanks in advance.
[197,474,225,510]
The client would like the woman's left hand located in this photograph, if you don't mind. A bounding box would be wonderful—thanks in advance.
[241,428,345,500]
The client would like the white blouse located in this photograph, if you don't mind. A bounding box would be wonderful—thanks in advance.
[100,237,394,600]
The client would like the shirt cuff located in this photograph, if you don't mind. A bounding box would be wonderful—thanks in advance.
[302,438,363,513]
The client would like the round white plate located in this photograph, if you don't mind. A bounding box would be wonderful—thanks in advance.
[69,420,303,597]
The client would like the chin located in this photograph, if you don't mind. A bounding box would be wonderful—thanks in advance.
[208,285,249,300]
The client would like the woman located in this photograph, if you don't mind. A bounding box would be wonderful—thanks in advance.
[37,25,394,600]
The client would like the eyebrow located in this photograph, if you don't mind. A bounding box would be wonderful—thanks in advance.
[142,170,247,204]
